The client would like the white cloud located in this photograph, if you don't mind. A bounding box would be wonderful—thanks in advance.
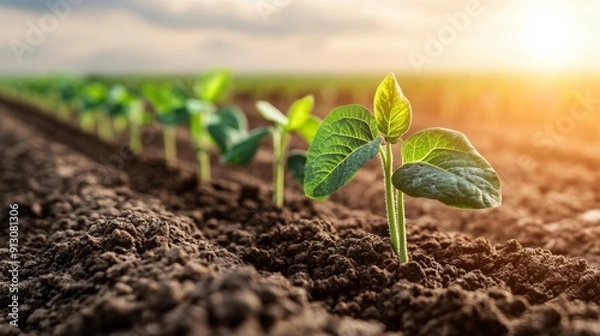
[1,0,599,74]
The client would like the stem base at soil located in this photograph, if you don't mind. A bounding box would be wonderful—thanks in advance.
[381,142,408,263]
[396,190,409,263]
[382,142,400,256]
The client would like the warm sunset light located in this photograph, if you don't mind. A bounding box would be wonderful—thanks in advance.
[2,2,600,335]
[518,4,585,69]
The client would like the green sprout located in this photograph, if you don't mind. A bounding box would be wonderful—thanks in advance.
[56,78,80,121]
[104,85,150,155]
[78,82,108,134]
[143,82,188,169]
[187,70,233,183]
[127,96,151,156]
[99,85,129,141]
[222,95,322,207]
[303,73,501,263]
[143,71,241,181]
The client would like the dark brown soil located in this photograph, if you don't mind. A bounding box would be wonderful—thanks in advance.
[1,99,600,336]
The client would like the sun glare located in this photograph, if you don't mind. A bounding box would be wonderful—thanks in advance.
[519,4,584,69]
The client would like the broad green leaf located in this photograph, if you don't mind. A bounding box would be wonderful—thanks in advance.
[84,83,107,101]
[216,105,248,131]
[287,150,307,184]
[59,82,78,102]
[157,106,189,126]
[142,83,167,106]
[256,101,288,126]
[195,71,231,103]
[304,105,382,198]
[401,128,474,163]
[207,107,249,153]
[373,73,411,142]
[173,82,193,100]
[208,124,238,154]
[143,83,182,112]
[186,99,215,115]
[286,95,314,131]
[108,85,128,103]
[392,128,501,209]
[222,127,272,165]
[297,115,321,143]
[80,83,107,112]
[105,85,132,117]
[106,104,127,117]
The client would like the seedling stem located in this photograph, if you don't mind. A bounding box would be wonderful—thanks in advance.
[190,112,211,183]
[396,190,408,263]
[98,113,114,141]
[129,122,142,155]
[164,126,177,168]
[198,146,211,183]
[381,142,406,261]
[80,113,95,133]
[273,130,289,207]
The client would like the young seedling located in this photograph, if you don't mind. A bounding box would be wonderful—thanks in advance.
[99,85,130,141]
[207,105,249,156]
[304,73,501,263]
[104,85,150,155]
[222,95,321,207]
[143,82,189,168]
[188,70,233,183]
[56,79,79,121]
[144,73,244,180]
[127,96,151,156]
[78,82,108,133]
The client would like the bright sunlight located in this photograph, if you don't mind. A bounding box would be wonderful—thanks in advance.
[518,3,585,69]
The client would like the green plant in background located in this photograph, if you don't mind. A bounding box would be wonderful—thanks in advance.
[206,105,249,156]
[187,70,234,183]
[126,94,152,156]
[18,78,55,112]
[104,85,151,155]
[79,82,108,133]
[143,82,188,168]
[222,95,321,207]
[98,85,127,141]
[143,71,245,181]
[56,78,80,121]
[304,73,501,263]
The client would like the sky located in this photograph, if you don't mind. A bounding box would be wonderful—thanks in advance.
[1,0,599,74]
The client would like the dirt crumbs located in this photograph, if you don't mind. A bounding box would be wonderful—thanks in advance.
[1,109,600,335]
[0,113,387,336]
